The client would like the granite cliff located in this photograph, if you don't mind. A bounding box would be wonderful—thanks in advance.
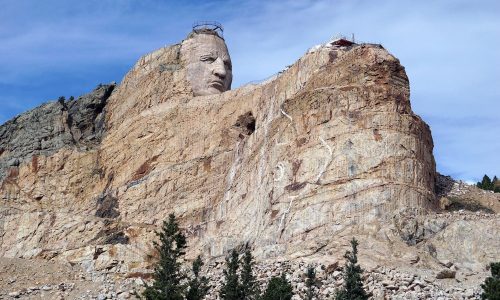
[0,31,499,299]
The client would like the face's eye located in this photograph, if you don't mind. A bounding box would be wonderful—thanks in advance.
[224,60,232,70]
[200,55,216,63]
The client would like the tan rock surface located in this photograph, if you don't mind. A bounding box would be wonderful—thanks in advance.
[0,32,498,287]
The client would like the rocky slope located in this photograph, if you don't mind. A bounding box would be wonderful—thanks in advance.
[0,84,115,182]
[0,33,498,299]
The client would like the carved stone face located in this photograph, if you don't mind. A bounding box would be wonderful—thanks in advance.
[183,33,232,96]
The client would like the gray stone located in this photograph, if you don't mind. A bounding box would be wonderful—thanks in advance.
[436,269,456,279]
[97,294,107,300]
[464,289,474,297]
[8,291,20,298]
[439,259,453,268]
[395,217,448,245]
[0,83,115,182]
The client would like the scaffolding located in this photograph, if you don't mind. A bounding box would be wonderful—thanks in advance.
[192,21,224,37]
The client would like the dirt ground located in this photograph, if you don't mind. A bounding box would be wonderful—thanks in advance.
[0,257,138,299]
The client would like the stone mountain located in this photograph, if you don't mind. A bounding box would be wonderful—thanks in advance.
[0,30,498,299]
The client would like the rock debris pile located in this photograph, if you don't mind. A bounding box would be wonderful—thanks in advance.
[2,259,486,299]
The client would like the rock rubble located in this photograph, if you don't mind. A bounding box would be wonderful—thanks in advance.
[3,259,486,299]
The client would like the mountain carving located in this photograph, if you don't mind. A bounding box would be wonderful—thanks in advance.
[0,32,498,297]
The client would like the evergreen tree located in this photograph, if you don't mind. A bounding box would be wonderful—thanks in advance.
[143,214,187,300]
[481,262,500,300]
[240,248,260,300]
[186,256,209,300]
[335,238,368,300]
[493,176,500,193]
[261,273,293,300]
[305,265,317,300]
[478,175,494,191]
[69,96,75,101]
[220,249,240,300]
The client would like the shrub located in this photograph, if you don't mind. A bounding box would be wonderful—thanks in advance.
[481,262,500,300]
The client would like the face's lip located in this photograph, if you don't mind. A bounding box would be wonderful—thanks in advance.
[209,79,225,90]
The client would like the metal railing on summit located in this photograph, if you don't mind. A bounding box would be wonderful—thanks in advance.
[192,21,224,37]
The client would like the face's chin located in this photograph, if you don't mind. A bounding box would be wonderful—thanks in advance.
[193,84,224,96]
[205,86,224,95]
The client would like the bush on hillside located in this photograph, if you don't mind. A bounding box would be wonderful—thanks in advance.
[481,262,500,300]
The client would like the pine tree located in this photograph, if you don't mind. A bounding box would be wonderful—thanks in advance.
[261,273,293,300]
[335,238,368,300]
[143,213,187,300]
[186,256,209,300]
[220,249,240,300]
[493,176,500,193]
[479,175,494,191]
[305,265,317,300]
[481,262,500,300]
[240,248,260,300]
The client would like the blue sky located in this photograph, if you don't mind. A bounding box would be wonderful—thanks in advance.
[0,0,498,182]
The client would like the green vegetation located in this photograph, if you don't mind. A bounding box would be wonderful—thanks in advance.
[219,249,240,300]
[240,249,260,300]
[143,214,187,300]
[477,175,500,193]
[335,238,368,300]
[261,274,293,300]
[481,262,500,300]
[142,214,211,300]
[305,265,317,300]
[186,256,209,300]
[220,248,260,300]
[140,216,373,300]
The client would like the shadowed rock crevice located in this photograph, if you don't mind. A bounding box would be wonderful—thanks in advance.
[443,196,495,214]
[91,220,129,245]
[234,112,256,139]
[95,193,120,219]
[394,217,448,245]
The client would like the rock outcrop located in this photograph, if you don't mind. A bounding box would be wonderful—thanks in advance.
[0,84,115,182]
[0,32,498,299]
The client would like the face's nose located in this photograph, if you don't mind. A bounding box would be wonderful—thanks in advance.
[212,58,227,79]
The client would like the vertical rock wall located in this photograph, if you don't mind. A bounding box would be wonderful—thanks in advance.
[0,41,437,273]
